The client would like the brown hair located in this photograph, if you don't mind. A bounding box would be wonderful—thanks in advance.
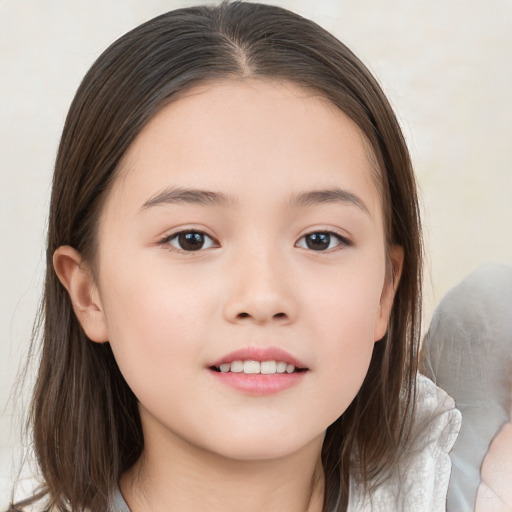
[12,2,421,511]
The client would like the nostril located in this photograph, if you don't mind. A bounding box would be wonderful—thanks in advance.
[273,312,287,319]
[238,312,250,319]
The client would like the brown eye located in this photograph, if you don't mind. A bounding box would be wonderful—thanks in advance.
[305,233,330,250]
[167,231,216,251]
[296,232,348,251]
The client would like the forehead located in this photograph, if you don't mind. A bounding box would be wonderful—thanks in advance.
[110,79,383,218]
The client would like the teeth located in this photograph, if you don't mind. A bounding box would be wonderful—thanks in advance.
[216,360,299,374]
[261,361,277,374]
[244,360,260,374]
[230,360,244,373]
[276,362,287,373]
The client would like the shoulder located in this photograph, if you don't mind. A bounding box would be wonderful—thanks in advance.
[349,374,461,512]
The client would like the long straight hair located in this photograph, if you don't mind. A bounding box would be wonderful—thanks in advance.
[12,2,421,511]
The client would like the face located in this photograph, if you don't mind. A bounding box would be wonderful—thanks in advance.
[60,80,401,462]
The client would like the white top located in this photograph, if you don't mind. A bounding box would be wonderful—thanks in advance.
[349,374,461,511]
[111,375,461,512]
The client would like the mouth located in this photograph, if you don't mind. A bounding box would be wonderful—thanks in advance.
[208,357,308,394]
[208,347,309,391]
[210,360,308,374]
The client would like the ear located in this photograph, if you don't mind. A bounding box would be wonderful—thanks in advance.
[374,245,404,342]
[53,245,109,343]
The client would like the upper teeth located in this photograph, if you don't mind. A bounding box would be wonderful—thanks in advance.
[218,360,296,374]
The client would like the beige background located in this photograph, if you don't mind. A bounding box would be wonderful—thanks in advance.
[1,0,511,505]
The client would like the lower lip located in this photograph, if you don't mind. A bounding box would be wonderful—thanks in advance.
[209,370,307,395]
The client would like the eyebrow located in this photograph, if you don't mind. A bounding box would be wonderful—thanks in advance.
[140,187,235,210]
[290,188,370,214]
[140,186,369,214]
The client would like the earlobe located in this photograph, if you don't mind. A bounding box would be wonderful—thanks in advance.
[53,246,109,343]
[374,245,404,342]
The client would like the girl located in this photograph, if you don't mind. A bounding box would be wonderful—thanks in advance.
[9,2,459,511]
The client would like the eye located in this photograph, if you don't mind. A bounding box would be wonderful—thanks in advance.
[295,231,349,251]
[163,230,218,252]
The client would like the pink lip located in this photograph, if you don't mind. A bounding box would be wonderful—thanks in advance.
[210,346,307,369]
[209,371,306,395]
[208,346,308,396]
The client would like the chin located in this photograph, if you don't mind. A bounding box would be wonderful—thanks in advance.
[199,428,324,463]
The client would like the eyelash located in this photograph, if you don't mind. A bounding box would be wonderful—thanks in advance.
[296,230,351,252]
[159,229,351,253]
[159,230,219,253]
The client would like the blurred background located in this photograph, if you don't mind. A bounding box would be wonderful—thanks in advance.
[1,0,511,505]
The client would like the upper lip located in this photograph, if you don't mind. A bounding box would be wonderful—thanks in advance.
[210,346,308,369]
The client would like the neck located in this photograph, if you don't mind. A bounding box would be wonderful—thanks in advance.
[120,427,325,512]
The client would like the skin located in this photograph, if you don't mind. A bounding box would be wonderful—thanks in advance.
[476,421,512,512]
[54,79,402,512]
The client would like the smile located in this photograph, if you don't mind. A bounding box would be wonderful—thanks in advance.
[214,360,305,374]
[208,347,309,394]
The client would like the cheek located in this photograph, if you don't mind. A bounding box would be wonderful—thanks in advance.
[98,264,217,393]
[303,261,384,341]
[300,264,383,418]
[320,317,376,407]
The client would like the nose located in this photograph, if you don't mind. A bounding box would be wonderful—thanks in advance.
[223,250,297,325]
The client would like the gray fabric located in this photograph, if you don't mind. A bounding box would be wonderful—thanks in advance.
[422,264,512,512]
[111,487,131,512]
